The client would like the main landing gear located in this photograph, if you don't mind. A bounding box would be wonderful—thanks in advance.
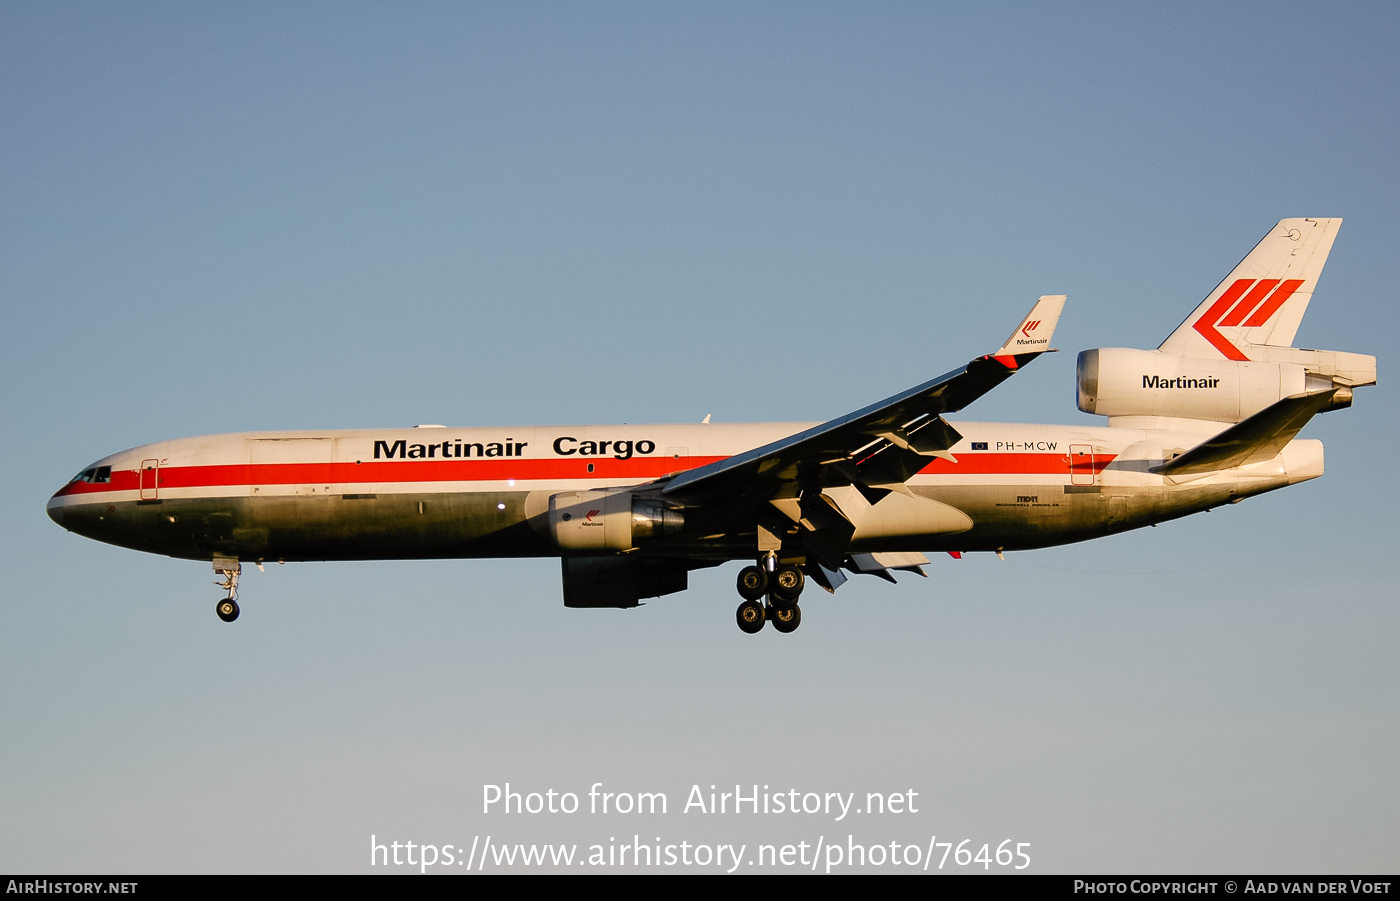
[734,560,805,634]
[214,560,241,623]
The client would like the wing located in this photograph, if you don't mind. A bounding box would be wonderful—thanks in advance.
[662,295,1066,506]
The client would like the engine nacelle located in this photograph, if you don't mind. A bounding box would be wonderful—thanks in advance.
[560,556,688,608]
[549,490,684,552]
[1078,348,1314,423]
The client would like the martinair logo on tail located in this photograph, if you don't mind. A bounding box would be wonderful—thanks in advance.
[1193,278,1305,361]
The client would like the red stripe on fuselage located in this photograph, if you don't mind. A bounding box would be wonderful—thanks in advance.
[55,456,729,495]
[54,451,1116,498]
[916,452,1112,476]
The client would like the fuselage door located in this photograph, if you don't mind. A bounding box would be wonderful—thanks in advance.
[139,459,159,500]
[1069,444,1096,486]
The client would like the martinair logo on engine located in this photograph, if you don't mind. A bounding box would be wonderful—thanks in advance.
[1142,375,1221,390]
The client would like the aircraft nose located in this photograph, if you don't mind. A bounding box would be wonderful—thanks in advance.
[46,494,65,529]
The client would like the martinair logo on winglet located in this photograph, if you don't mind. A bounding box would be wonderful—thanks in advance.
[1192,277,1305,361]
[1013,319,1048,347]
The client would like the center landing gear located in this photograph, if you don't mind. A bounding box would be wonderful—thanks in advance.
[734,559,805,634]
[214,560,241,623]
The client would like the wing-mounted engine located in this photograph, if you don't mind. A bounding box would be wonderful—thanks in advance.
[1077,347,1373,427]
[550,489,692,608]
[549,489,684,552]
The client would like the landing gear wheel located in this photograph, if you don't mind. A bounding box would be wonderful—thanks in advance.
[736,599,766,634]
[736,565,769,601]
[772,564,804,602]
[216,598,240,623]
[771,603,802,633]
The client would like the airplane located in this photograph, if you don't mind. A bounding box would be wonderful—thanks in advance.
[46,218,1375,633]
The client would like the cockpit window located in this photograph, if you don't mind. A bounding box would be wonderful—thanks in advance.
[69,469,97,484]
[67,466,110,485]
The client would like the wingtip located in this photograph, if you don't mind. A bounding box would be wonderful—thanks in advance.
[993,294,1066,356]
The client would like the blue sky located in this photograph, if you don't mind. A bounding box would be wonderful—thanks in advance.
[2,3,1397,873]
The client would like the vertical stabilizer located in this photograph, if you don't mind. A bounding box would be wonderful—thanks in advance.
[1159,218,1340,361]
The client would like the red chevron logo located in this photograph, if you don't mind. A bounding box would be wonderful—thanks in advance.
[1192,278,1305,361]
[1021,320,1041,337]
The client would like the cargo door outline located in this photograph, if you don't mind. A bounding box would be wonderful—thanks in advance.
[1107,494,1128,530]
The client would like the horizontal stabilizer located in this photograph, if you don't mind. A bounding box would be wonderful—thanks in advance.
[1151,388,1339,476]
[993,295,1066,357]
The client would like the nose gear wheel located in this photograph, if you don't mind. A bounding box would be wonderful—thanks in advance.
[213,561,241,623]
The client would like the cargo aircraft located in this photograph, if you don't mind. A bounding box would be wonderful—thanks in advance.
[47,219,1375,633]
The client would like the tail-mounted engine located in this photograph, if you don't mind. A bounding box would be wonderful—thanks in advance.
[548,490,684,552]
[1077,347,1373,425]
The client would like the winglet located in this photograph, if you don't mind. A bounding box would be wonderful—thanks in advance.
[993,295,1066,357]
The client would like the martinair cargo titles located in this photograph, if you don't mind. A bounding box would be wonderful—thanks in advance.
[47,219,1376,633]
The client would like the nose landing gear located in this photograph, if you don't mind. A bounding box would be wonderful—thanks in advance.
[213,559,241,623]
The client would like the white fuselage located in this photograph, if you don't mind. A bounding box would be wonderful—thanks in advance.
[46,418,1323,564]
